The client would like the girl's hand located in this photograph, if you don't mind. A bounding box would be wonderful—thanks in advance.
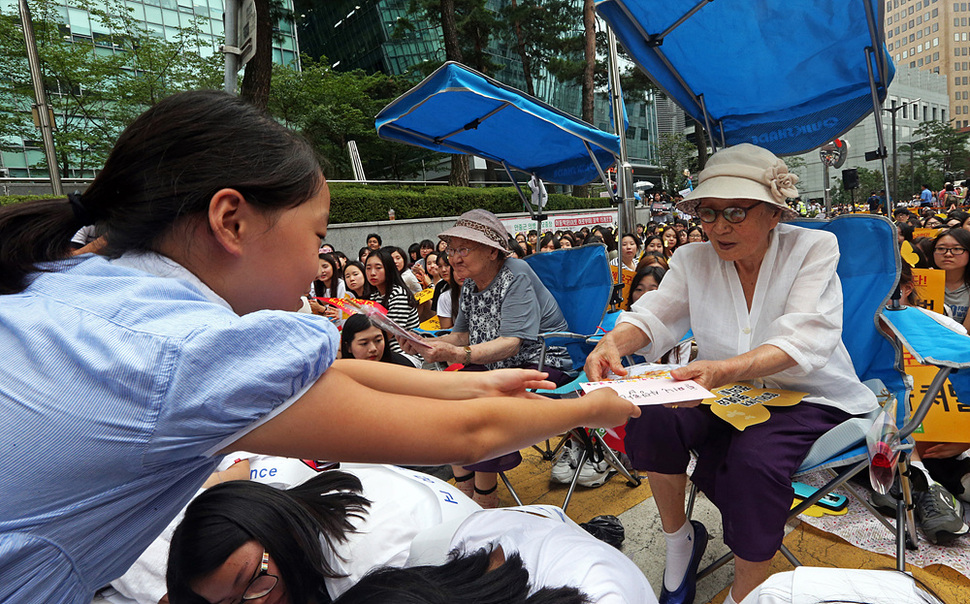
[474,368,557,398]
[581,387,642,427]
[308,299,328,316]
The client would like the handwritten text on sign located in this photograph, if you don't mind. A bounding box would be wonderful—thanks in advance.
[581,376,714,406]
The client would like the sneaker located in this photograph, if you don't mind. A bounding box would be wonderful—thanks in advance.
[914,482,969,545]
[577,456,617,488]
[551,440,580,484]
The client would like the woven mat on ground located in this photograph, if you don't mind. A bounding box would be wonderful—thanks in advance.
[795,470,970,577]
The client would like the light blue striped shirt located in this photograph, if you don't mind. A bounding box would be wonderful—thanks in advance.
[0,252,338,602]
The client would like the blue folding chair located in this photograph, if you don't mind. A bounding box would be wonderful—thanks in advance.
[685,214,926,578]
[523,243,643,509]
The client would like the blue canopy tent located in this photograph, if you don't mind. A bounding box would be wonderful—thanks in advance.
[595,0,895,158]
[375,61,621,188]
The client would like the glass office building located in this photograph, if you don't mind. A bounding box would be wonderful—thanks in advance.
[0,0,300,177]
[296,0,660,179]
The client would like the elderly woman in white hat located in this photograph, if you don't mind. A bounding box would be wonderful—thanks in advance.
[585,144,879,604]
[402,209,572,507]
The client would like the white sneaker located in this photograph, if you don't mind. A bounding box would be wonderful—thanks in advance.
[577,456,617,488]
[551,440,580,484]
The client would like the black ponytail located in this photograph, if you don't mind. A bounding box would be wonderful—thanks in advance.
[0,89,322,295]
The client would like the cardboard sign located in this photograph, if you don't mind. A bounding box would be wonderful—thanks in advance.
[701,383,807,431]
[913,227,943,239]
[911,268,945,315]
[610,265,636,308]
[905,350,970,442]
[420,315,441,331]
[415,286,435,304]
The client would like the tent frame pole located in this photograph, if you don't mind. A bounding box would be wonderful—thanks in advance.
[607,24,634,309]
[502,161,546,237]
[583,141,621,204]
[864,46,893,215]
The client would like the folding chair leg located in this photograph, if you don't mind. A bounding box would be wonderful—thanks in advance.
[697,550,733,581]
[499,471,523,506]
[589,431,641,487]
[824,468,898,535]
[686,482,698,519]
[778,544,801,567]
[561,447,588,512]
[897,459,919,552]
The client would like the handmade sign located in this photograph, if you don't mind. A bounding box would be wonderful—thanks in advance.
[911,268,945,315]
[905,349,970,442]
[701,383,806,430]
[609,265,636,308]
[420,315,441,331]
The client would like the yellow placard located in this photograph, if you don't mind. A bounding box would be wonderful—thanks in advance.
[701,383,807,431]
[415,286,435,304]
[905,350,970,442]
[913,227,943,239]
[911,268,945,315]
[610,265,636,309]
[420,315,441,331]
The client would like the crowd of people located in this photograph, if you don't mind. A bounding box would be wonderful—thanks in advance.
[0,88,963,604]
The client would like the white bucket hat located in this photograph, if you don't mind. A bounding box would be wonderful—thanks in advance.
[677,143,800,220]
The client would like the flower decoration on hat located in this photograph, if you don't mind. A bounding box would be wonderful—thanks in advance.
[764,162,800,204]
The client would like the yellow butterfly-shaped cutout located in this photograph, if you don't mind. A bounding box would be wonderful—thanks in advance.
[702,383,807,430]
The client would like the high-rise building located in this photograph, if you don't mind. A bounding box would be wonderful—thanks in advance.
[295,0,660,180]
[884,0,969,128]
[0,0,300,178]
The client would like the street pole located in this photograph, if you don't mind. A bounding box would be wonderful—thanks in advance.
[18,0,62,196]
[883,98,920,205]
[222,0,240,93]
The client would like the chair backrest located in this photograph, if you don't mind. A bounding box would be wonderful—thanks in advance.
[790,216,907,412]
[523,243,613,366]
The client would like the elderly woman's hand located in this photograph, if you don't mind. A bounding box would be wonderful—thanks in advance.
[399,336,459,364]
[670,360,734,392]
[584,337,628,382]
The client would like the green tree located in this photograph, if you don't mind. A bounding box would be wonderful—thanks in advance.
[498,0,580,97]
[914,120,970,181]
[656,132,695,194]
[0,0,220,175]
[268,56,436,180]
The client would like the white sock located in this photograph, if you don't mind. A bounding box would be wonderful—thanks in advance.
[724,588,739,604]
[662,521,694,591]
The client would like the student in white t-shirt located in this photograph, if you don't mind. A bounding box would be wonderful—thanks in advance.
[338,505,656,604]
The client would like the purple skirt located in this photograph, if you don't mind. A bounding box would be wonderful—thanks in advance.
[625,402,852,561]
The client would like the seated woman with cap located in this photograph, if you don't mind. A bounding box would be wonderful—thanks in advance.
[585,143,879,604]
[401,209,572,508]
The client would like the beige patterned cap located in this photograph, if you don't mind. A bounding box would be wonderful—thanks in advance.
[438,209,512,256]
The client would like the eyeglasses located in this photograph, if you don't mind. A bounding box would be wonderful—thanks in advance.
[696,201,764,224]
[445,245,476,258]
[241,551,278,601]
[934,246,967,256]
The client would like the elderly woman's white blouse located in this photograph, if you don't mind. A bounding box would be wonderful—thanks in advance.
[617,223,877,415]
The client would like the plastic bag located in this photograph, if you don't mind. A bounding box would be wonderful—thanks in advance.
[866,395,900,495]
